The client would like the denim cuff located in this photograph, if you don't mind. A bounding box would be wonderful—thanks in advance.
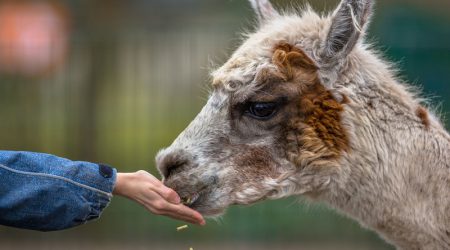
[83,185,115,223]
[84,164,117,220]
[0,151,118,231]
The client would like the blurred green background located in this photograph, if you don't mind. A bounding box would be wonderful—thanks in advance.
[0,0,449,249]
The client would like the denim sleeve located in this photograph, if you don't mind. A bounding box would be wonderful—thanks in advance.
[0,151,117,231]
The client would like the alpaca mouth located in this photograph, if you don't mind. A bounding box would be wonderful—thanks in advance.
[181,192,201,206]
[180,186,209,208]
[176,176,218,208]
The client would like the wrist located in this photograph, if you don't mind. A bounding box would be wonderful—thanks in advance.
[113,172,133,196]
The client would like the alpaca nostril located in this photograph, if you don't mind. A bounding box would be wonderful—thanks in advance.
[156,147,192,179]
[156,149,191,180]
[165,160,188,179]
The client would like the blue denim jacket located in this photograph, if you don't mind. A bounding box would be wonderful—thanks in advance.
[0,151,117,231]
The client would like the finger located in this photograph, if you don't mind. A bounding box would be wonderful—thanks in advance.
[148,179,181,204]
[136,170,180,203]
[138,190,181,214]
[156,186,181,204]
[165,212,205,225]
[141,200,202,225]
[163,207,206,225]
[163,203,205,224]
[137,186,202,223]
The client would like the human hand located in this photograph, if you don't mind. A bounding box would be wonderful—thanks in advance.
[113,170,205,225]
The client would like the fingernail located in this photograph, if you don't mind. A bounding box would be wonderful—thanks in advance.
[200,220,206,226]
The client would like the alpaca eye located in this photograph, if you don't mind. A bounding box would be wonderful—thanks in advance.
[247,102,278,120]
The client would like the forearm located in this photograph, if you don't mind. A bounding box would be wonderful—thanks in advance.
[0,151,116,231]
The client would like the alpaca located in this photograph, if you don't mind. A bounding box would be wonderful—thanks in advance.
[156,0,450,249]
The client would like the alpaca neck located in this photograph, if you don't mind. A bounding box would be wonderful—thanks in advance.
[327,82,450,249]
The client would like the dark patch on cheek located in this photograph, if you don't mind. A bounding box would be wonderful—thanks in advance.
[233,146,279,181]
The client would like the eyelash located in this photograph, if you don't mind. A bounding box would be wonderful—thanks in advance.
[245,102,279,120]
[242,97,288,121]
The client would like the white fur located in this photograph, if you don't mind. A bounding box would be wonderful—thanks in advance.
[215,4,450,248]
[157,1,450,249]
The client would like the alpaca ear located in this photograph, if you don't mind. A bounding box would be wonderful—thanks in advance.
[248,0,279,24]
[322,0,373,61]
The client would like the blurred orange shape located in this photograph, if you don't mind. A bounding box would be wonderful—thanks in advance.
[0,1,69,77]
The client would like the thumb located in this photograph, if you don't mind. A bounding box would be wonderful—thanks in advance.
[157,185,181,204]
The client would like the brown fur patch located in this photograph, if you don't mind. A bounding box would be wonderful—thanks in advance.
[272,42,349,166]
[272,42,318,80]
[416,106,430,129]
[298,82,350,155]
[234,146,279,180]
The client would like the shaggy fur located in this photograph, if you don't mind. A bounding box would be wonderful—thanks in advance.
[156,0,450,249]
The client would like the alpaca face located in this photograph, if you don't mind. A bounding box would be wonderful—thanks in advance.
[156,47,345,216]
[156,0,373,216]
[156,77,301,216]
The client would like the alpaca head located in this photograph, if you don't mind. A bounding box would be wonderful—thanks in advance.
[156,0,373,216]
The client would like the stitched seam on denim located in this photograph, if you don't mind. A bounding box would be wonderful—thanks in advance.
[0,163,112,198]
